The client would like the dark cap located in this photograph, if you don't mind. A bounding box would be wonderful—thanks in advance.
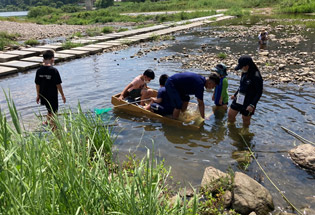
[235,55,253,71]
[211,63,227,76]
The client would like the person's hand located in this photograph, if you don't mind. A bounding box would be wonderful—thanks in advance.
[246,105,254,113]
[118,95,124,100]
[219,98,223,105]
[36,95,40,104]
[230,95,235,100]
[62,95,66,103]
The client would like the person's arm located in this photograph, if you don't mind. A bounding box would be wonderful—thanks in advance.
[36,84,40,104]
[197,98,205,119]
[57,84,66,103]
[119,83,133,100]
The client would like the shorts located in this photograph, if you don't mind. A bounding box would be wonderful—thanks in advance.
[41,98,58,114]
[128,89,142,99]
[165,81,190,109]
[230,101,255,117]
[216,102,228,107]
[150,103,173,116]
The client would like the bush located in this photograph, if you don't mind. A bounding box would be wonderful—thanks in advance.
[24,39,40,46]
[61,5,83,13]
[102,26,115,33]
[28,6,61,18]
[61,41,82,49]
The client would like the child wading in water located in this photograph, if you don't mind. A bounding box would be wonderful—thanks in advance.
[212,63,228,109]
[35,50,66,129]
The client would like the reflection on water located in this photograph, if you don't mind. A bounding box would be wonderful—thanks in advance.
[0,16,314,211]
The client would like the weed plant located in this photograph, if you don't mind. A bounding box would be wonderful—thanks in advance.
[0,31,19,50]
[278,0,315,13]
[61,41,83,49]
[102,26,115,33]
[0,94,199,214]
[24,39,40,46]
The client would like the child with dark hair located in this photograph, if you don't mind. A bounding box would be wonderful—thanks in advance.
[228,55,263,127]
[145,74,174,116]
[211,63,228,109]
[119,69,155,106]
[35,50,66,129]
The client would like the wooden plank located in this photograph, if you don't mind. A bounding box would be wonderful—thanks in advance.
[36,44,63,51]
[4,50,38,58]
[71,46,103,54]
[0,60,40,71]
[111,93,203,130]
[0,53,19,62]
[53,53,76,61]
[56,50,90,58]
[0,66,18,77]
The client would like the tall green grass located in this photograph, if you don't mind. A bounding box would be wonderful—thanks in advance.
[0,31,19,50]
[0,93,198,214]
[278,0,315,13]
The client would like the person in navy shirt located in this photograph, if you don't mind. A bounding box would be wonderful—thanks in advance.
[165,72,220,119]
[145,74,173,116]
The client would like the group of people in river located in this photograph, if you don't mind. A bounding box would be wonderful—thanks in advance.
[117,55,263,127]
[35,49,263,129]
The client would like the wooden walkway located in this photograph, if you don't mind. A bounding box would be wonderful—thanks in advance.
[0,14,234,77]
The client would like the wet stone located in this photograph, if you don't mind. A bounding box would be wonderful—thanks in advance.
[0,60,40,71]
[0,66,18,76]
[0,53,19,62]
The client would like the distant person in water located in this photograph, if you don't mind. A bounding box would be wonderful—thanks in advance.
[258,29,268,50]
[119,69,155,106]
[165,72,220,119]
[145,74,174,116]
[211,63,228,110]
[35,50,66,129]
[228,55,263,127]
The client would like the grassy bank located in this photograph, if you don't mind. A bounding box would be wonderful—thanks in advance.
[277,0,315,13]
[0,31,19,50]
[0,95,195,214]
[0,93,243,214]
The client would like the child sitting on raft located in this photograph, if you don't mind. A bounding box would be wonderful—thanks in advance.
[119,69,155,106]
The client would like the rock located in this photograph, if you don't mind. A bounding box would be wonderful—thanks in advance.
[280,77,290,82]
[222,190,232,208]
[278,64,286,70]
[259,51,269,56]
[303,208,315,215]
[249,212,257,215]
[232,172,274,215]
[289,144,315,170]
[201,166,228,188]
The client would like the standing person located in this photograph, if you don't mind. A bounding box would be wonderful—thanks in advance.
[228,55,263,127]
[211,63,228,109]
[165,72,220,119]
[119,69,155,106]
[258,29,268,50]
[145,74,174,116]
[35,50,66,129]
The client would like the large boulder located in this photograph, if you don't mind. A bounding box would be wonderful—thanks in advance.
[232,172,274,215]
[289,144,315,170]
[201,166,229,189]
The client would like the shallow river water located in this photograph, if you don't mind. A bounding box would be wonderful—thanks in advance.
[0,16,314,212]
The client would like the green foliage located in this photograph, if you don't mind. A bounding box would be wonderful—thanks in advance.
[149,34,160,41]
[28,6,61,18]
[278,0,315,13]
[102,26,115,33]
[118,28,129,32]
[217,52,227,59]
[0,94,199,214]
[24,39,40,46]
[0,31,19,50]
[60,4,83,13]
[61,41,82,49]
[225,7,250,17]
[95,0,114,9]
[86,28,102,36]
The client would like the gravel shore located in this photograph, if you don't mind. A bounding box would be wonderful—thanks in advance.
[0,20,99,40]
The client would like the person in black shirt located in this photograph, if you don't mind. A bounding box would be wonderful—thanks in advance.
[35,50,66,128]
[228,55,263,127]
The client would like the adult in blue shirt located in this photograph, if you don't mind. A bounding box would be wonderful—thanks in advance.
[165,72,220,119]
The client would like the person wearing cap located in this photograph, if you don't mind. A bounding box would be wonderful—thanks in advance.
[211,63,229,109]
[258,29,268,45]
[165,72,220,119]
[228,56,263,127]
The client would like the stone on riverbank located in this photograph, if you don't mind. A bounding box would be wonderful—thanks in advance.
[289,144,315,171]
[201,166,274,215]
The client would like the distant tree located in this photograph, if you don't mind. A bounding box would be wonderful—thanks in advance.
[85,0,92,10]
[95,0,113,9]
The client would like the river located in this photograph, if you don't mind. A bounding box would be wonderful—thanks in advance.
[0,15,314,213]
[0,11,28,17]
